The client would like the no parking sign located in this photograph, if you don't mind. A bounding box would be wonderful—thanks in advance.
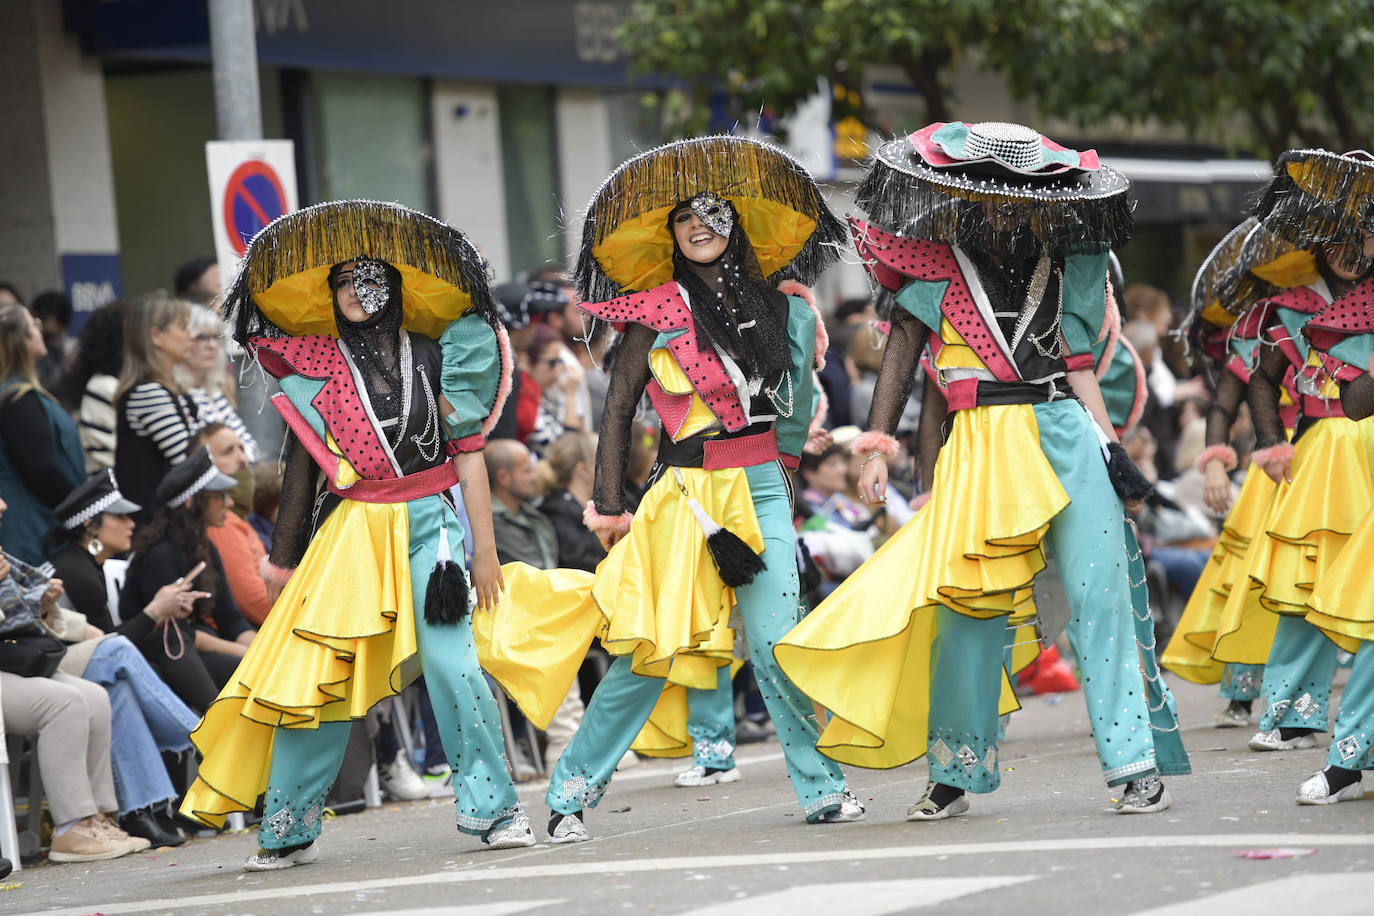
[206,140,299,284]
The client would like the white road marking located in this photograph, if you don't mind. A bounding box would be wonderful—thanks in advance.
[33,834,1374,916]
[353,902,565,916]
[1126,873,1374,916]
[677,877,1035,916]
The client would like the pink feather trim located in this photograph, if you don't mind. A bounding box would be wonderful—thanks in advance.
[1118,334,1148,433]
[851,430,899,458]
[1253,442,1295,467]
[259,557,295,587]
[480,323,515,438]
[1194,444,1239,473]
[1097,275,1121,345]
[909,491,931,512]
[778,279,828,371]
[583,502,632,538]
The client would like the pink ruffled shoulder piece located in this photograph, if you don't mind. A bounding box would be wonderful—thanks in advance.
[777,279,828,371]
[481,323,516,438]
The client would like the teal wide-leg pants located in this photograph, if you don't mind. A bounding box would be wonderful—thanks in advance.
[1257,615,1339,733]
[1326,641,1374,770]
[258,495,521,850]
[1220,663,1264,702]
[926,400,1186,793]
[546,461,847,821]
[686,664,737,769]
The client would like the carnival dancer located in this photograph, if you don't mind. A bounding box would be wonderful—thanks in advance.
[180,200,535,867]
[508,135,863,842]
[1208,150,1374,754]
[1300,348,1374,805]
[776,122,1190,820]
[1161,218,1304,727]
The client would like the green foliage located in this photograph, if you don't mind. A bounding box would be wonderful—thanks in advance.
[619,0,1374,156]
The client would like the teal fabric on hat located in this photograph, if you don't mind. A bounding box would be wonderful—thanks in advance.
[929,122,1082,170]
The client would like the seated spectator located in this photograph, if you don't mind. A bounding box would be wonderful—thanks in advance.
[179,306,260,463]
[0,495,149,862]
[119,447,254,712]
[535,431,605,572]
[796,444,877,588]
[527,324,586,457]
[198,424,271,625]
[0,300,84,564]
[247,460,281,552]
[488,282,540,442]
[64,300,129,470]
[30,291,74,394]
[116,292,201,523]
[43,473,204,847]
[173,255,220,308]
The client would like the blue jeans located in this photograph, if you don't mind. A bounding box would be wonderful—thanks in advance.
[82,635,201,815]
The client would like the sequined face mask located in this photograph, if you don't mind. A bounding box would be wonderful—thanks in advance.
[335,259,391,315]
[690,192,734,239]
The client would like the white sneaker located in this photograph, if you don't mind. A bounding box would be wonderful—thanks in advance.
[673,765,742,788]
[379,756,428,800]
[244,841,321,871]
[483,811,536,849]
[906,784,969,821]
[1297,768,1365,805]
[1249,728,1318,751]
[1214,704,1251,728]
[422,764,453,799]
[817,789,866,823]
[547,811,589,844]
[1114,775,1172,814]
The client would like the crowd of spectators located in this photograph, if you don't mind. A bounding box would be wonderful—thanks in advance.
[0,258,1227,871]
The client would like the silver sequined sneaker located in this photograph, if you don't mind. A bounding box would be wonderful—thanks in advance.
[817,789,866,823]
[547,811,589,844]
[483,811,536,849]
[243,841,321,871]
[1214,703,1251,728]
[674,765,742,788]
[1249,728,1318,751]
[1114,775,1171,814]
[1296,768,1365,805]
[906,783,969,821]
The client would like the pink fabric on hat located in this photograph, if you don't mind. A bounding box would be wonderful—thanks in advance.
[907,121,1099,174]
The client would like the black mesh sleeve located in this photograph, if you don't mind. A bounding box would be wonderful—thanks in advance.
[865,306,929,438]
[1341,371,1374,421]
[592,322,656,517]
[916,374,948,492]
[1205,370,1247,448]
[1247,334,1289,451]
[268,431,321,570]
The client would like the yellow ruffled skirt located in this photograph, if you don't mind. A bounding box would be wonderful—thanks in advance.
[472,467,764,731]
[183,498,422,827]
[775,404,1069,770]
[1306,506,1374,652]
[1213,417,1374,664]
[1161,463,1276,683]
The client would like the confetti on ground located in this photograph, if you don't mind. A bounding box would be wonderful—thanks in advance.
[1232,848,1317,860]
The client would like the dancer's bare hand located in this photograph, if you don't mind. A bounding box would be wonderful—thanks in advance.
[858,456,888,507]
[803,427,832,455]
[470,546,505,612]
[1203,459,1233,514]
[1261,451,1293,485]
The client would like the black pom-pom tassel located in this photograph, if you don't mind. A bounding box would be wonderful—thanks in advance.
[424,560,470,625]
[706,527,766,588]
[1106,441,1154,503]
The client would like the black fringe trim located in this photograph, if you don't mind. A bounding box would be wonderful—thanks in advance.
[705,527,766,589]
[1106,442,1154,503]
[853,136,1134,257]
[573,135,847,302]
[423,559,470,625]
[1253,148,1374,255]
[225,199,501,347]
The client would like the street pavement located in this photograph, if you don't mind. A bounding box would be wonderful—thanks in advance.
[6,676,1372,916]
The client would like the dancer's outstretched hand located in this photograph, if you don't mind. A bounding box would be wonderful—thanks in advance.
[857,454,888,507]
[471,546,505,612]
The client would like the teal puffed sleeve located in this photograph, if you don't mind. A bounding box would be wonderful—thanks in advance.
[1060,252,1110,370]
[438,311,501,450]
[775,295,819,466]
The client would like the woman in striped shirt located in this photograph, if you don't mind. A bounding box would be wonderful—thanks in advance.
[114,292,200,524]
[179,305,259,464]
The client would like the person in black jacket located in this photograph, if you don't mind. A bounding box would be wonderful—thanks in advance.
[119,447,255,712]
[535,431,605,572]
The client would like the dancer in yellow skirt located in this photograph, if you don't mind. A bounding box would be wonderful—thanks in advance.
[1161,218,1305,725]
[1205,150,1374,754]
[512,135,863,842]
[776,122,1190,820]
[180,201,537,867]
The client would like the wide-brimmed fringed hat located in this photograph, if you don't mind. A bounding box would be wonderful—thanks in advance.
[855,121,1133,255]
[224,200,497,344]
[1253,148,1374,251]
[573,135,847,302]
